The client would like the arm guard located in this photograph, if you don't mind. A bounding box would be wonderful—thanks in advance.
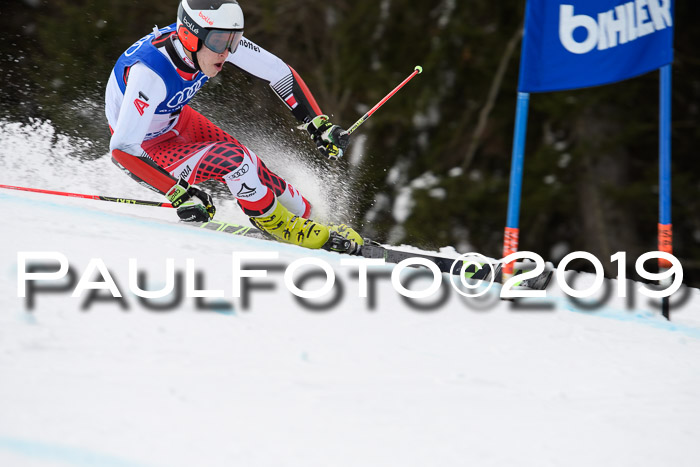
[111,149,176,195]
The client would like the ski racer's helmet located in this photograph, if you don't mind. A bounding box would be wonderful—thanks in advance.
[177,0,244,54]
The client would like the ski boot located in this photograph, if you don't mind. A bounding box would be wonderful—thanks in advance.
[327,223,364,255]
[251,200,362,253]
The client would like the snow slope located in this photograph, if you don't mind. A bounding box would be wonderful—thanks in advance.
[1,120,700,467]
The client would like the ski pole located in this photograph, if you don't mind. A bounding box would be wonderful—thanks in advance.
[0,184,173,208]
[346,65,423,136]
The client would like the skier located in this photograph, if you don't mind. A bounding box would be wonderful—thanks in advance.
[106,0,362,251]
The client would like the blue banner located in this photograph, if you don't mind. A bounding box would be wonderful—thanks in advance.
[519,0,674,93]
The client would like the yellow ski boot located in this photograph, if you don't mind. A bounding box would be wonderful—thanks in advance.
[251,199,330,249]
[329,223,364,250]
[251,200,364,253]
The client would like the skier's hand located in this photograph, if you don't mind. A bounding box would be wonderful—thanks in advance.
[165,177,216,222]
[301,114,349,161]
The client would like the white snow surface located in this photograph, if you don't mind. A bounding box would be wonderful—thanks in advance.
[1,120,700,467]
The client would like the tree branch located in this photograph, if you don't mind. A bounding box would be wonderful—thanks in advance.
[461,24,523,171]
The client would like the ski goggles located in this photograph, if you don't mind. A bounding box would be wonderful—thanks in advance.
[204,29,244,54]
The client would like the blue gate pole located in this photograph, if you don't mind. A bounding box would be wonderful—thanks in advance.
[659,65,672,231]
[502,92,530,281]
[659,65,673,319]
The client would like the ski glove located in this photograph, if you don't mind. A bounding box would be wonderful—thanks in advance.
[301,115,349,161]
[165,177,216,222]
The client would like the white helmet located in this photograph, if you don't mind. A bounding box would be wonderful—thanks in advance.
[177,0,244,54]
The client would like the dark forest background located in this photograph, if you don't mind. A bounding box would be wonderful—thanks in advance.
[1,0,699,285]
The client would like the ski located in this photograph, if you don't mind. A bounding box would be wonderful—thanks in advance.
[358,242,552,290]
[495,266,554,291]
[358,242,500,282]
[198,219,267,239]
[194,219,552,291]
[511,268,554,291]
